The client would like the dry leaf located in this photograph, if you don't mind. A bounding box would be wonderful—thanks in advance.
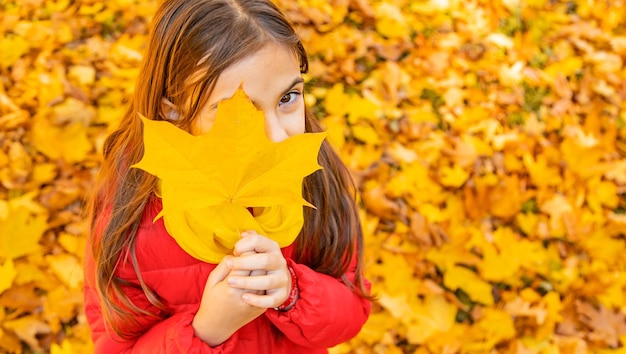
[0,259,16,295]
[3,0,626,352]
[576,301,626,348]
[0,197,47,260]
[3,315,51,351]
[444,265,494,306]
[45,254,83,289]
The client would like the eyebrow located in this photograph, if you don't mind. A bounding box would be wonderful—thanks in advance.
[209,77,305,111]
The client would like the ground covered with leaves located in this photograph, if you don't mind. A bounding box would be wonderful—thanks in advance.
[0,0,625,353]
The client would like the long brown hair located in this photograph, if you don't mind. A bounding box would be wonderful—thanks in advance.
[89,0,370,339]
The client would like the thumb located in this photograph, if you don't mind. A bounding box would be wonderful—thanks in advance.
[207,255,233,286]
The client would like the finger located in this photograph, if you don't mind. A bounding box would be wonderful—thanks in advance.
[233,230,256,257]
[228,268,251,277]
[250,269,266,277]
[226,251,256,276]
[228,273,287,291]
[207,255,234,285]
[229,252,285,272]
[241,292,285,309]
[234,231,280,255]
[232,235,255,256]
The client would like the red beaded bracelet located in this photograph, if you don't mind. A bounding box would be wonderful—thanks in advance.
[274,265,298,311]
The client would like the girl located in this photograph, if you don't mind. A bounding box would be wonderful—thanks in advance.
[84,0,372,352]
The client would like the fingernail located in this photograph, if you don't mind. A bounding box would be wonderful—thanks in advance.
[228,277,236,286]
[242,294,250,301]
[226,260,233,268]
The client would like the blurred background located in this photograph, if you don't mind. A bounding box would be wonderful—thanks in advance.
[0,0,625,353]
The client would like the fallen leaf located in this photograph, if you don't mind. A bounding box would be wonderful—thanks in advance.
[0,259,16,295]
[50,340,74,354]
[0,197,47,260]
[540,194,573,236]
[576,300,626,348]
[406,294,457,344]
[45,254,83,289]
[0,35,30,68]
[362,183,402,221]
[444,265,494,305]
[439,164,470,188]
[32,115,92,163]
[352,123,381,145]
[469,308,517,348]
[3,315,51,351]
[44,286,83,332]
[374,3,409,40]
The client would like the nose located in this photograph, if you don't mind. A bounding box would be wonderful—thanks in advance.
[264,111,289,142]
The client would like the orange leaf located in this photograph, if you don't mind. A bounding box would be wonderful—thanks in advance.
[3,315,51,351]
[576,301,626,347]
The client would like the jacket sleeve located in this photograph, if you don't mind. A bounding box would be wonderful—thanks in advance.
[264,255,371,348]
[83,242,238,353]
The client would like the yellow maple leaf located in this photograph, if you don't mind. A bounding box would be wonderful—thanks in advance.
[0,259,16,295]
[377,293,412,321]
[580,230,624,266]
[467,308,516,349]
[480,243,519,283]
[31,163,57,185]
[352,122,381,145]
[354,312,400,346]
[406,294,457,344]
[480,227,547,283]
[439,164,469,188]
[444,265,494,305]
[57,232,86,259]
[586,178,619,212]
[13,261,46,286]
[45,254,83,289]
[523,153,562,188]
[0,35,30,68]
[426,231,481,272]
[32,114,92,163]
[374,3,409,40]
[488,175,523,219]
[347,95,378,124]
[321,115,347,151]
[544,57,583,80]
[44,286,83,332]
[371,252,420,295]
[3,315,51,351]
[50,340,73,354]
[133,87,326,263]
[324,83,349,117]
[0,194,48,260]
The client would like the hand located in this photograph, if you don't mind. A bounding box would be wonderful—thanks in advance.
[226,231,292,309]
[192,253,265,346]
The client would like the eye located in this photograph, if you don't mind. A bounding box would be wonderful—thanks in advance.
[279,91,300,106]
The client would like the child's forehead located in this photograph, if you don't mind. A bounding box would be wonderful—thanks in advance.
[184,43,299,88]
[213,49,301,97]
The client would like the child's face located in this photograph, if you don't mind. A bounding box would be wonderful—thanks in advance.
[192,43,306,142]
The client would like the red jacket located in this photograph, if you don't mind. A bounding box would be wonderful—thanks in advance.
[84,197,371,353]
